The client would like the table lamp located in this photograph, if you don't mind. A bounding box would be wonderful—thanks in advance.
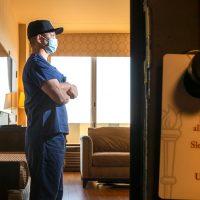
[4,92,17,110]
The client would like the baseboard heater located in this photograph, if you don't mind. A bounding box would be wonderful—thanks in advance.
[64,144,80,172]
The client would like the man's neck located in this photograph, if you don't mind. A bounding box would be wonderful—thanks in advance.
[32,48,49,61]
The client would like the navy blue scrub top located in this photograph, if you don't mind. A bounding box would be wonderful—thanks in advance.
[22,53,69,139]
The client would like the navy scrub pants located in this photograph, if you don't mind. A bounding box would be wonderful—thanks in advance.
[25,133,66,200]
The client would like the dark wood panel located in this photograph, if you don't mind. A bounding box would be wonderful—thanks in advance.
[130,0,146,199]
[147,0,200,199]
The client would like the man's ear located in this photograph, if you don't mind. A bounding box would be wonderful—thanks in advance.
[36,35,42,44]
[36,34,47,45]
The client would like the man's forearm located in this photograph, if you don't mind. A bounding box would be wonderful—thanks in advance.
[60,82,71,92]
[67,84,78,99]
[41,80,71,105]
[58,82,71,104]
[60,82,78,99]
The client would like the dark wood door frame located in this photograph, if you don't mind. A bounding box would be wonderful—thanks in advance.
[130,0,146,199]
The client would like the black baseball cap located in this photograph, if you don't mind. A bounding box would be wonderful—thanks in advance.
[27,20,63,39]
[183,52,200,98]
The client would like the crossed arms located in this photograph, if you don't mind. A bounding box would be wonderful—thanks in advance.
[41,79,78,105]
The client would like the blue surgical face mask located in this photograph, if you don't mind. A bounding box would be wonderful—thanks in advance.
[42,36,58,54]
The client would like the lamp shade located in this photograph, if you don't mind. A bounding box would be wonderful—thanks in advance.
[19,92,25,108]
[4,92,17,109]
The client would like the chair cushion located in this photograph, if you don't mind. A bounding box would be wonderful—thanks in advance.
[92,152,130,167]
[88,127,130,152]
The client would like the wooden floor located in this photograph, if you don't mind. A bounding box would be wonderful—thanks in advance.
[63,172,129,200]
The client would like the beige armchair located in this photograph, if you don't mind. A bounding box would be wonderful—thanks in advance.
[80,127,130,188]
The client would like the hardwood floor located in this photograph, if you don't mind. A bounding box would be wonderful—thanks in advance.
[63,172,129,200]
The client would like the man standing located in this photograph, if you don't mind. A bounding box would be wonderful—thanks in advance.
[23,20,78,200]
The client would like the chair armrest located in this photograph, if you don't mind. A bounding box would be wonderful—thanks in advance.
[80,135,93,178]
[7,190,22,200]
[8,176,31,200]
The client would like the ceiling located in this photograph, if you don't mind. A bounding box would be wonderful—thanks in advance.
[11,0,130,33]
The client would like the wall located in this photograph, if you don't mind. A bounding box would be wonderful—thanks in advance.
[0,1,29,125]
[0,0,18,64]
[0,0,19,125]
[17,24,29,125]
[147,0,200,199]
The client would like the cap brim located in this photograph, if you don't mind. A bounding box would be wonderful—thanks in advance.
[183,70,200,98]
[44,27,64,35]
[54,27,63,35]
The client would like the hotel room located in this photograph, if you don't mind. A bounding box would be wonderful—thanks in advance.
[1,1,199,200]
[0,0,130,199]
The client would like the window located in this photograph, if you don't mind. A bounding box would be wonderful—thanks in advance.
[51,57,92,143]
[96,57,130,126]
[51,57,91,123]
[0,57,10,112]
[51,56,130,143]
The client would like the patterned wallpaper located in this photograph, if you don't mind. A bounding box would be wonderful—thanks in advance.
[54,33,130,56]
